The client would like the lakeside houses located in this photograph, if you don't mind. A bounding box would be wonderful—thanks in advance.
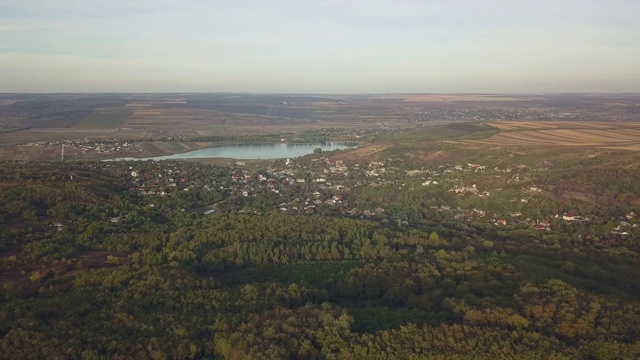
[105,154,636,239]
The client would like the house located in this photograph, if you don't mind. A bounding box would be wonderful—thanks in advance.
[451,186,478,194]
[203,209,215,215]
[473,209,486,217]
[533,224,547,231]
[563,213,577,221]
[495,219,507,226]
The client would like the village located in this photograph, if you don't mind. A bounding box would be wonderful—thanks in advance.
[18,138,145,159]
[411,108,582,122]
[108,153,639,239]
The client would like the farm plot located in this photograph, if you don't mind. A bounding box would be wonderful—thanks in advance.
[488,121,617,131]
[75,108,133,128]
[465,122,640,149]
[126,109,222,126]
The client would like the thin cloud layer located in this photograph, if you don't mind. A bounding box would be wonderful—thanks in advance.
[1,0,639,92]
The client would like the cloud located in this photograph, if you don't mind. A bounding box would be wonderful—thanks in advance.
[0,24,34,32]
[1,0,639,92]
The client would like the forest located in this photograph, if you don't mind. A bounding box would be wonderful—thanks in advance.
[1,133,640,359]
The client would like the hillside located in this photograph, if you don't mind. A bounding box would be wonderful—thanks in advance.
[1,122,640,358]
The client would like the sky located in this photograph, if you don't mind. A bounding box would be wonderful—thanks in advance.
[1,0,639,93]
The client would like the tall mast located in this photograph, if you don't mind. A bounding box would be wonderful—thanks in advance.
[61,144,65,162]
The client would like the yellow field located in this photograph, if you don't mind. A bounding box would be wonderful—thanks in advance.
[467,121,640,149]
[488,121,617,131]
[125,102,155,107]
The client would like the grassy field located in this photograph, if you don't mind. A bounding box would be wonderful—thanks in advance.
[75,108,133,128]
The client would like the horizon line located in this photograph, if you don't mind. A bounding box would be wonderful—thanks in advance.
[2,91,640,96]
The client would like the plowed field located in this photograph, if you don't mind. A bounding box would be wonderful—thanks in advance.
[465,121,640,150]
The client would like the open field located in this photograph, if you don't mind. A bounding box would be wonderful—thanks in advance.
[0,100,21,106]
[1,93,638,132]
[487,121,619,131]
[0,128,156,147]
[390,94,530,102]
[75,108,133,128]
[463,121,640,149]
[0,93,639,160]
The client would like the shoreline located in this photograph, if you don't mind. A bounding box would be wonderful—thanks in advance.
[105,142,358,162]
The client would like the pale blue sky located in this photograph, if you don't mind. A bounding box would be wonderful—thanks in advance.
[1,0,639,93]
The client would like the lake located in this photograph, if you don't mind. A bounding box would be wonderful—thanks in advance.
[112,143,355,161]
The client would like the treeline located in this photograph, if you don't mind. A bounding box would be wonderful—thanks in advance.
[162,133,282,143]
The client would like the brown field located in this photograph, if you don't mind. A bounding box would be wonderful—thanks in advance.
[1,93,639,160]
[125,102,155,107]
[601,145,640,151]
[488,121,616,131]
[0,100,21,106]
[465,121,640,149]
[329,144,392,162]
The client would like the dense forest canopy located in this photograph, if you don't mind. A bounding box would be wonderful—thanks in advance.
[1,128,640,359]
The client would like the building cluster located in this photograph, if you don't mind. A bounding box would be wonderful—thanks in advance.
[110,153,639,237]
[410,108,582,122]
[19,139,144,157]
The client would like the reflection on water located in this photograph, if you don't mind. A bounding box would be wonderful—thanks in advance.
[111,142,356,161]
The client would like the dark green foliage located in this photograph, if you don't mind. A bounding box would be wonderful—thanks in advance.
[1,156,640,359]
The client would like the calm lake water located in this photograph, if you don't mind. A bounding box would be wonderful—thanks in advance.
[112,143,355,161]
